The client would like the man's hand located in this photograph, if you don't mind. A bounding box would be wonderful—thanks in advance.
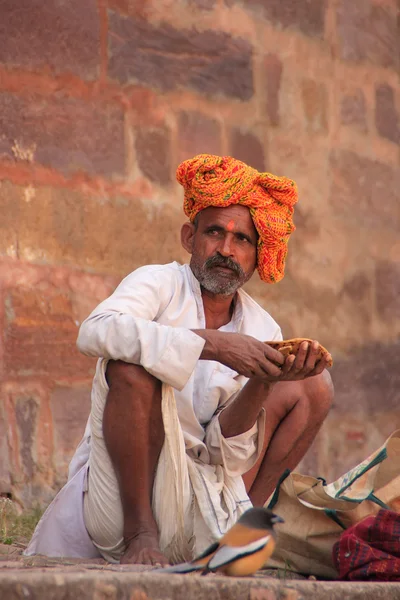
[195,330,284,378]
[273,340,332,381]
[194,331,331,382]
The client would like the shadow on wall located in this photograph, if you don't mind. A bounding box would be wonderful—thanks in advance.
[331,338,400,414]
[298,338,400,482]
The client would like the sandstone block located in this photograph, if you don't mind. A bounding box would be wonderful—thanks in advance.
[14,395,39,481]
[189,0,216,9]
[0,92,125,177]
[2,383,57,506]
[331,340,400,416]
[301,79,328,133]
[3,286,96,379]
[135,125,172,184]
[225,0,327,38]
[176,111,222,165]
[0,181,187,276]
[375,260,400,321]
[0,403,11,494]
[341,272,372,304]
[337,0,399,69]
[79,195,187,275]
[375,84,400,145]
[51,386,91,479]
[108,13,254,100]
[229,129,266,171]
[329,150,400,231]
[321,339,400,480]
[0,181,85,265]
[0,0,100,79]
[340,89,368,132]
[264,54,283,127]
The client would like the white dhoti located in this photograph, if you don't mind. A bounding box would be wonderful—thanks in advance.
[83,360,265,563]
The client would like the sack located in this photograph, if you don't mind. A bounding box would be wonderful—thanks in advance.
[265,430,400,579]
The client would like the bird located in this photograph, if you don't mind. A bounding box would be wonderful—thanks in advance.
[155,507,284,577]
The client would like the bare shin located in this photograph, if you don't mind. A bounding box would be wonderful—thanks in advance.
[103,360,166,564]
[243,371,334,506]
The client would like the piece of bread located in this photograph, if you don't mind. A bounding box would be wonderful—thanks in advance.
[265,338,333,367]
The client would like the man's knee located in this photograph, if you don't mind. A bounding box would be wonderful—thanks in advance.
[106,360,161,396]
[304,369,334,422]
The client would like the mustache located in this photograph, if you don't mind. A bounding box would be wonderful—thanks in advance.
[204,254,244,276]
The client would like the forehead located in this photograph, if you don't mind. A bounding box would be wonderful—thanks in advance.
[197,205,256,235]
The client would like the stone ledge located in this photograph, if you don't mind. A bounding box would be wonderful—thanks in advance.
[0,567,399,599]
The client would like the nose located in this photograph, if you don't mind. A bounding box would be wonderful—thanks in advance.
[218,233,234,257]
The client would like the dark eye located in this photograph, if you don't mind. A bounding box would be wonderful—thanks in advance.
[238,235,250,243]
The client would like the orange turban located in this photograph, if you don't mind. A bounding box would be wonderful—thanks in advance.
[176,154,298,283]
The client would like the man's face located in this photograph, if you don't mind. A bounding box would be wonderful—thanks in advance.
[187,205,258,296]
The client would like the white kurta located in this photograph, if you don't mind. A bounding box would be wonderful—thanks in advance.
[25,262,282,560]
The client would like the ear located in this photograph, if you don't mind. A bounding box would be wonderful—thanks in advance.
[181,221,196,254]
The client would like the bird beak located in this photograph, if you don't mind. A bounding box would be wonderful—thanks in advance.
[271,514,284,525]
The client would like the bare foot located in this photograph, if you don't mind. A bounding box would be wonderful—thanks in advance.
[121,533,169,566]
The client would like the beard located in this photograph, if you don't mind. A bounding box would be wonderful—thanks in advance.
[190,254,251,296]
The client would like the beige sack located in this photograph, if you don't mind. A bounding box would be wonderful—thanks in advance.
[265,430,400,579]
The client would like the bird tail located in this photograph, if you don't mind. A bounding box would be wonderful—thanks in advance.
[154,561,203,574]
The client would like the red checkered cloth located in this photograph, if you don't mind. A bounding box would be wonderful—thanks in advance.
[333,509,400,581]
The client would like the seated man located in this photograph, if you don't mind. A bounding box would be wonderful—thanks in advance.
[25,154,333,565]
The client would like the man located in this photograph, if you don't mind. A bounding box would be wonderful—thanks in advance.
[25,154,333,566]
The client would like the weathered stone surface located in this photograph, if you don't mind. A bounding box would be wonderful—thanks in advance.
[0,181,85,265]
[375,84,400,145]
[0,181,187,276]
[176,111,222,165]
[1,568,400,599]
[80,196,187,275]
[341,272,372,305]
[331,340,400,415]
[0,403,11,493]
[108,13,254,100]
[2,383,57,507]
[229,129,266,171]
[135,125,172,184]
[329,150,400,231]
[189,0,216,9]
[340,89,367,132]
[0,92,125,177]
[3,286,95,379]
[264,54,283,127]
[375,260,400,321]
[301,80,328,133]
[226,0,327,38]
[337,0,399,69]
[0,181,20,261]
[14,396,39,481]
[309,342,400,483]
[50,386,91,475]
[0,0,100,79]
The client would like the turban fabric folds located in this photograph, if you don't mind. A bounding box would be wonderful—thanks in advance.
[176,154,298,283]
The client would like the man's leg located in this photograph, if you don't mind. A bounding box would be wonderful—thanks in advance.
[102,360,167,565]
[242,371,334,506]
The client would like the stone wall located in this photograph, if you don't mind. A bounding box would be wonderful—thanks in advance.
[0,0,399,508]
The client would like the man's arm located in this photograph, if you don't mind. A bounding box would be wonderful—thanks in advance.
[193,329,285,378]
[77,267,205,390]
[194,329,332,438]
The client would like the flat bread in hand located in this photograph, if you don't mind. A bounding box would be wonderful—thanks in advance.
[265,338,333,367]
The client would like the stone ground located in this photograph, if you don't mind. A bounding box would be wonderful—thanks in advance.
[1,544,400,599]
